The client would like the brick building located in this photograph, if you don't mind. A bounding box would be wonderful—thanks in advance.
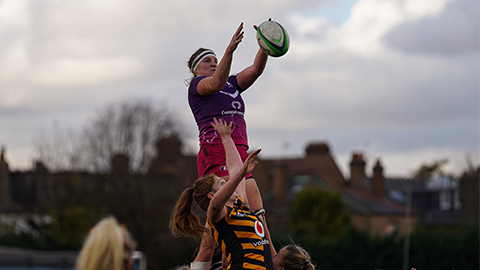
[253,142,414,235]
[11,137,480,236]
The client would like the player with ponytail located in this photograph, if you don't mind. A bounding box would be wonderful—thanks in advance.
[170,118,273,270]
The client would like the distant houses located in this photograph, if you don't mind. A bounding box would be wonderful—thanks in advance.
[253,143,415,235]
[0,137,478,235]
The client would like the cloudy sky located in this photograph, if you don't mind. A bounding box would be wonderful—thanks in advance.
[0,0,478,177]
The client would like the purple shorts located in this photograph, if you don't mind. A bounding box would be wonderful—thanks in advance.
[197,144,252,179]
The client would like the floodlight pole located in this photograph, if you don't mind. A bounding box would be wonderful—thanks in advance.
[403,186,412,270]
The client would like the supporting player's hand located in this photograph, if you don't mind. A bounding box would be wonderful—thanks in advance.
[211,118,232,138]
[240,149,261,176]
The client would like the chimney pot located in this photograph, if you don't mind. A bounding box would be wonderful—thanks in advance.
[349,152,367,190]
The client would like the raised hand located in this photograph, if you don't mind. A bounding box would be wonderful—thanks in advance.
[226,22,244,54]
[253,18,272,31]
[211,118,232,138]
[240,149,261,176]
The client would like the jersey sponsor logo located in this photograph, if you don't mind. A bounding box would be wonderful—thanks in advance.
[231,101,241,109]
[219,89,239,99]
[221,110,244,116]
[252,239,270,247]
[236,212,246,217]
[254,220,265,238]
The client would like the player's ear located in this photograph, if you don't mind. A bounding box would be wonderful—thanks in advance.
[207,191,215,199]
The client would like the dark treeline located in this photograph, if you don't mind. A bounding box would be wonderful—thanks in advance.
[1,177,477,270]
[275,226,478,270]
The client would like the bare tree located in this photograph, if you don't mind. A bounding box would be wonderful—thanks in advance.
[33,122,84,172]
[412,159,449,179]
[82,99,181,173]
[34,99,184,174]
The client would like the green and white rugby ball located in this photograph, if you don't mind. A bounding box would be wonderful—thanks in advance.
[256,21,290,57]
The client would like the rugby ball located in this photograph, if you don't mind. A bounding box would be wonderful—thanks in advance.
[256,21,290,57]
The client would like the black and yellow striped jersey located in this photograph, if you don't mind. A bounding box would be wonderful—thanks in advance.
[208,197,273,270]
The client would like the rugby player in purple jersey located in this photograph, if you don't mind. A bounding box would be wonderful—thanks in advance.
[185,21,273,269]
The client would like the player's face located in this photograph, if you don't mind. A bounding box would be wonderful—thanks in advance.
[273,247,287,270]
[195,55,217,77]
[210,175,239,201]
[212,175,226,192]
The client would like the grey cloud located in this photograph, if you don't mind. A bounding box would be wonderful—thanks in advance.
[383,0,479,55]
[331,53,474,122]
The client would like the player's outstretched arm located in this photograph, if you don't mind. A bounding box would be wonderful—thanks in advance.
[236,19,271,90]
[197,23,244,95]
[207,120,260,223]
[211,118,243,174]
[208,149,260,223]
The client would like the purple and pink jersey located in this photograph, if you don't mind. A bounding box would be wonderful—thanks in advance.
[188,75,248,147]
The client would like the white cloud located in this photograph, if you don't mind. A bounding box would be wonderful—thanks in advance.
[404,0,454,19]
[384,0,479,54]
[335,0,405,55]
[322,0,455,56]
[0,0,29,29]
[30,57,145,87]
[0,39,31,83]
[0,87,28,108]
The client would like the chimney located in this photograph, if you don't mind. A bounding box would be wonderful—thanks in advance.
[34,161,49,174]
[306,142,330,157]
[155,135,183,163]
[0,146,10,202]
[111,153,129,175]
[273,162,288,209]
[34,160,51,206]
[372,159,385,198]
[349,152,367,191]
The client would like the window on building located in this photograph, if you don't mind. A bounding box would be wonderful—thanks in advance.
[439,190,451,210]
[454,190,462,210]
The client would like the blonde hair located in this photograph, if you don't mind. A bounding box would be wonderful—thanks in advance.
[76,216,137,270]
[169,174,216,239]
